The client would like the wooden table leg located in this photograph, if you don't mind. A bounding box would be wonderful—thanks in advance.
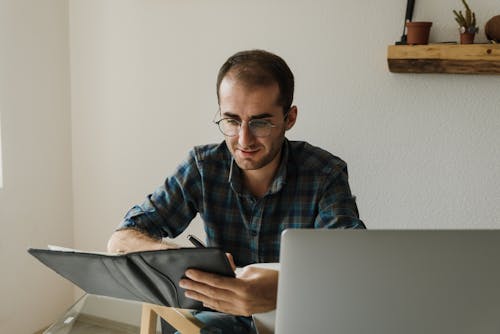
[141,303,204,334]
[141,304,159,334]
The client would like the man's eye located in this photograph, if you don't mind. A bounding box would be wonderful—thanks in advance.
[250,120,271,128]
[225,119,240,126]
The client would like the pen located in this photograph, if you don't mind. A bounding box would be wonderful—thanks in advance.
[187,234,206,248]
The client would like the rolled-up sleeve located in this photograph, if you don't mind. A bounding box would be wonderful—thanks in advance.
[314,162,365,229]
[117,149,203,239]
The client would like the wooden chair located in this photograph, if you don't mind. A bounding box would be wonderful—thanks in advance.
[140,303,205,334]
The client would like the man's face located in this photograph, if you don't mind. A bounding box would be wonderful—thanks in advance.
[218,76,296,172]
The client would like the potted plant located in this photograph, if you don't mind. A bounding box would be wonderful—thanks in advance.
[453,0,479,44]
[406,21,433,45]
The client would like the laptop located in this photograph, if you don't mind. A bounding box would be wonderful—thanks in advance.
[275,229,500,334]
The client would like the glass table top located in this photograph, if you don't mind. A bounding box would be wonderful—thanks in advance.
[43,294,156,334]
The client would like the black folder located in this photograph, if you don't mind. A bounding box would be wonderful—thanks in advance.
[28,247,235,310]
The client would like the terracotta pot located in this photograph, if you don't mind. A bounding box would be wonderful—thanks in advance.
[406,21,432,45]
[460,32,475,44]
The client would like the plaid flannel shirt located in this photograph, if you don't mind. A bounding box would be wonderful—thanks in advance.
[118,139,365,266]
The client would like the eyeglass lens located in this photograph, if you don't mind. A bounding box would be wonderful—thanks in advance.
[218,119,273,137]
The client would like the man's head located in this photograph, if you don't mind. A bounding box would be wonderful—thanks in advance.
[216,50,297,175]
[216,49,294,114]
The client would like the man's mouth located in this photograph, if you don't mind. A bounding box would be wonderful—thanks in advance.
[237,148,259,156]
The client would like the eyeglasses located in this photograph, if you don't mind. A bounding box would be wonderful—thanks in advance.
[214,110,289,137]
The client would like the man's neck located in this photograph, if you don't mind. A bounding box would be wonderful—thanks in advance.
[242,151,282,198]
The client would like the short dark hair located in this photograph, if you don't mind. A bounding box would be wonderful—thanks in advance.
[216,49,294,113]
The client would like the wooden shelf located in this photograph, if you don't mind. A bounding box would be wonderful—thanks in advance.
[387,44,500,74]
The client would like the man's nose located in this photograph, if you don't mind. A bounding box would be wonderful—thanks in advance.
[238,122,255,146]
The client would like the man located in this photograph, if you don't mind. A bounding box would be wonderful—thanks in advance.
[107,49,365,333]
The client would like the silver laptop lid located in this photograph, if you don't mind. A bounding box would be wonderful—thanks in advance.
[275,229,500,334]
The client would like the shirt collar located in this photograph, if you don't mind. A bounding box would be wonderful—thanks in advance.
[228,138,289,196]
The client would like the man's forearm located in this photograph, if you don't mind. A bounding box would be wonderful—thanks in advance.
[107,228,169,253]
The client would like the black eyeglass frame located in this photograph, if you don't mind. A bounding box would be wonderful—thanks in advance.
[213,109,290,137]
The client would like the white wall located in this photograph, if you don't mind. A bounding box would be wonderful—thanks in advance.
[0,1,74,333]
[70,0,499,254]
[1,0,499,331]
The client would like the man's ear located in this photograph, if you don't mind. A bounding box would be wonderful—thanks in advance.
[285,106,298,131]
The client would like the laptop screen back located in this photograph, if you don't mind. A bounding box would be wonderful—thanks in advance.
[275,229,500,334]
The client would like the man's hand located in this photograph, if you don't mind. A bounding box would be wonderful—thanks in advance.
[179,266,279,316]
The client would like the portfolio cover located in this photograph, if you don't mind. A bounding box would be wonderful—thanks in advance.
[28,247,235,310]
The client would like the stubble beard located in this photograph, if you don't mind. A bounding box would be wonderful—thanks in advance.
[234,148,279,170]
[231,137,284,171]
